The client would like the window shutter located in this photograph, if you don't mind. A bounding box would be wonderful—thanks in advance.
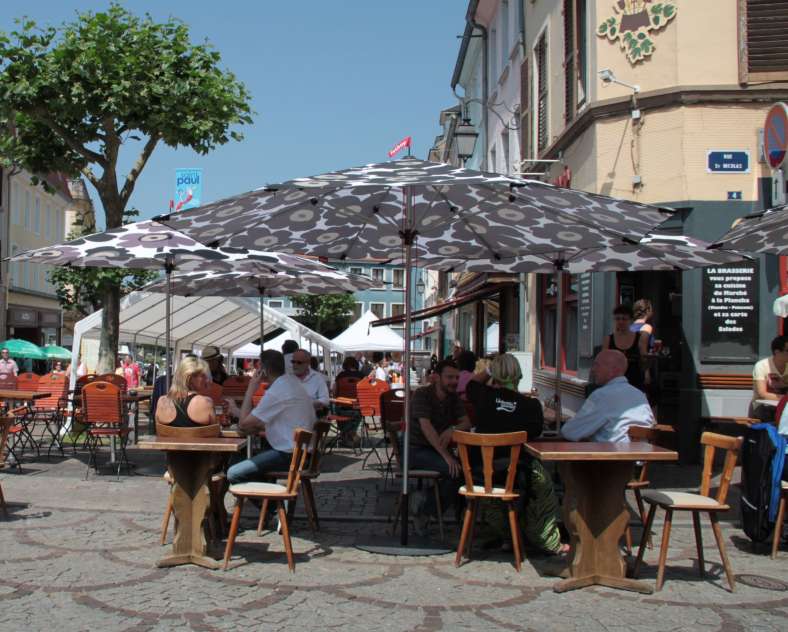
[564,0,575,122]
[536,33,549,152]
[740,0,788,81]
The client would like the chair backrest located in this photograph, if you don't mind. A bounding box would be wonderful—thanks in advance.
[380,389,405,425]
[16,372,40,391]
[35,373,69,410]
[335,376,360,399]
[0,415,12,468]
[0,373,17,391]
[282,428,314,494]
[155,422,221,438]
[356,377,389,417]
[252,382,269,406]
[304,420,332,476]
[452,430,528,495]
[699,431,743,504]
[97,373,127,393]
[81,381,123,425]
[196,381,224,403]
[222,375,250,398]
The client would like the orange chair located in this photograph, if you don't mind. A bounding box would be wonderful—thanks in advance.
[251,382,269,407]
[30,372,69,458]
[222,375,250,400]
[16,372,39,392]
[326,376,361,453]
[195,381,230,425]
[0,415,12,516]
[356,377,389,469]
[81,381,131,479]
[96,373,127,393]
[0,373,17,394]
[223,427,314,572]
[453,430,528,571]
[335,376,361,399]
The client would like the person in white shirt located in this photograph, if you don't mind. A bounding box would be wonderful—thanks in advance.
[561,349,655,443]
[227,350,316,484]
[0,348,19,378]
[291,349,330,412]
[281,339,299,375]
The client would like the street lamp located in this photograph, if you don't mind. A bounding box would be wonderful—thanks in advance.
[416,277,426,296]
[598,68,640,94]
[454,117,479,165]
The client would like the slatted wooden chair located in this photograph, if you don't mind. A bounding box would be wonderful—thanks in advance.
[379,389,405,485]
[222,375,250,401]
[325,376,361,454]
[96,373,127,393]
[6,373,41,458]
[633,432,743,592]
[81,381,131,479]
[70,374,100,453]
[223,427,314,572]
[251,382,269,407]
[0,373,17,398]
[258,420,332,534]
[28,373,70,458]
[195,381,230,426]
[16,372,40,392]
[452,429,528,571]
[356,376,389,469]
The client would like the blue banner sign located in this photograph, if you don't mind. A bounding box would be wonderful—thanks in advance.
[707,151,750,174]
[174,168,203,211]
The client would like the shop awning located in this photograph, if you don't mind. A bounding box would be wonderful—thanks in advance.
[371,282,516,327]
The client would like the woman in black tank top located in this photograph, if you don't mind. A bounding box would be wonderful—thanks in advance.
[155,356,216,428]
[602,304,648,392]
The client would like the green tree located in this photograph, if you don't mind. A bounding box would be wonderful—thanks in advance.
[48,209,158,319]
[291,294,356,338]
[0,5,252,371]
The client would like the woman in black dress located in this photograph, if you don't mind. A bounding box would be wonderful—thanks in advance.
[602,304,648,392]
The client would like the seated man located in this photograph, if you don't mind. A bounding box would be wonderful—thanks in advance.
[409,359,472,528]
[561,349,655,443]
[750,334,788,419]
[227,350,316,484]
[291,349,330,413]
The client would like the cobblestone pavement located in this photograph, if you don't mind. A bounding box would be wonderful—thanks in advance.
[1,443,787,631]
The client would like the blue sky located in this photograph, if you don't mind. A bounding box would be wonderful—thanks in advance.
[0,1,466,225]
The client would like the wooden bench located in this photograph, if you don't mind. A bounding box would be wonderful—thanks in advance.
[697,374,753,390]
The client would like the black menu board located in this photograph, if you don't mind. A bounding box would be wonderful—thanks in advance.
[701,262,759,363]
[578,273,594,358]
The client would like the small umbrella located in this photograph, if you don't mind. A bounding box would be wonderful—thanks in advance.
[42,344,72,360]
[710,204,788,256]
[0,338,46,360]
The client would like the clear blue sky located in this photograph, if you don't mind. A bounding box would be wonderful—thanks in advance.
[1,1,466,225]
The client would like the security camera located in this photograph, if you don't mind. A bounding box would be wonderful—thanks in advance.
[598,68,615,84]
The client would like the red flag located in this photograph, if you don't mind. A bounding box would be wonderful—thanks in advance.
[388,136,412,158]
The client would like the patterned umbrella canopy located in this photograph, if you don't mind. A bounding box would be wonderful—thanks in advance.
[156,158,674,268]
[710,204,788,256]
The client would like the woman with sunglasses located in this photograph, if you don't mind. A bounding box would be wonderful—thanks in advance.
[602,304,648,392]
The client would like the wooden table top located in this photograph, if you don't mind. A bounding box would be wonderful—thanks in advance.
[0,390,51,401]
[138,436,246,452]
[524,441,678,462]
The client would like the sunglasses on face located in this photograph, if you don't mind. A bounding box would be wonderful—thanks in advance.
[292,360,308,365]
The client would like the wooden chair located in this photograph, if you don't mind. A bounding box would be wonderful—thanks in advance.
[81,381,131,479]
[70,374,100,453]
[356,377,389,469]
[223,427,314,572]
[30,373,69,458]
[771,481,788,559]
[0,415,13,516]
[452,429,528,571]
[195,381,230,425]
[335,376,361,399]
[222,375,250,400]
[258,420,332,534]
[633,432,743,591]
[96,373,128,393]
[251,382,269,407]
[16,372,40,392]
[623,424,676,553]
[326,376,361,454]
[0,373,17,396]
[386,419,445,541]
[379,389,404,485]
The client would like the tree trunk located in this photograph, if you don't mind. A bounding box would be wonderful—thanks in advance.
[97,281,121,374]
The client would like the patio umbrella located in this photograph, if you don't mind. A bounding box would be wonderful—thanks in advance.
[0,338,46,360]
[8,219,338,389]
[42,344,72,361]
[157,157,675,545]
[709,204,788,256]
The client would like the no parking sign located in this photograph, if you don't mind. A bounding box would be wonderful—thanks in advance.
[764,103,788,169]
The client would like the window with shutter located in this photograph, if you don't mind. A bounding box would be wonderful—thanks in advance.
[520,58,531,160]
[564,0,587,123]
[535,32,549,153]
[738,0,788,83]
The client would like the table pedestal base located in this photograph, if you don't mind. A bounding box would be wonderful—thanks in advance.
[557,461,653,594]
[156,553,222,570]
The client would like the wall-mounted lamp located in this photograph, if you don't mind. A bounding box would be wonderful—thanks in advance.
[453,117,479,165]
[416,277,426,296]
[598,68,640,94]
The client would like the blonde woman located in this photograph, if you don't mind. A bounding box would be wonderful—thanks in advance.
[467,353,567,555]
[155,356,216,427]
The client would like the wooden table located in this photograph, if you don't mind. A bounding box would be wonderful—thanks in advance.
[0,391,52,459]
[122,392,151,444]
[524,441,678,594]
[138,435,246,569]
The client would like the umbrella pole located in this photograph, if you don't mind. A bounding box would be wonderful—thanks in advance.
[553,263,564,433]
[401,186,414,545]
[165,256,174,392]
[259,287,266,358]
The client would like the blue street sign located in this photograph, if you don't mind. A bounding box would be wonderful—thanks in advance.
[727,191,742,200]
[707,150,750,174]
[174,168,203,211]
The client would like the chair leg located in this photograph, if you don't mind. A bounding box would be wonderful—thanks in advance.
[507,503,522,572]
[302,479,319,532]
[691,511,705,577]
[632,503,658,578]
[772,495,786,560]
[655,509,673,591]
[223,498,244,570]
[0,481,7,518]
[624,525,633,555]
[455,498,475,567]
[709,513,735,592]
[278,500,295,572]
[257,499,270,536]
[465,498,479,559]
[433,481,444,542]
[634,488,652,548]
[160,490,174,545]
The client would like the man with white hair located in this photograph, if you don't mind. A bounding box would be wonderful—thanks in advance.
[291,348,329,412]
[561,349,655,443]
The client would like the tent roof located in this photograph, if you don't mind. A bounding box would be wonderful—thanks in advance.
[74,291,339,354]
[331,310,405,353]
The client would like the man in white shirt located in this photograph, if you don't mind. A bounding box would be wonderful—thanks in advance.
[0,348,19,378]
[561,349,655,443]
[227,350,316,484]
[291,349,330,412]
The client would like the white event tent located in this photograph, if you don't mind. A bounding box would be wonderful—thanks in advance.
[69,291,340,388]
[331,310,405,353]
[231,330,319,360]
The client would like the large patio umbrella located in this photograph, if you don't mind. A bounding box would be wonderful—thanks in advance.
[8,219,339,389]
[157,157,675,545]
[0,338,46,360]
[41,344,72,361]
[709,204,788,256]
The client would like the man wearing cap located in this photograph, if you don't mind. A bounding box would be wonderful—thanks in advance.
[201,345,228,385]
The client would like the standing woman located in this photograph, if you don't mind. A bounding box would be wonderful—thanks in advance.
[155,356,216,428]
[630,299,655,350]
[602,304,648,392]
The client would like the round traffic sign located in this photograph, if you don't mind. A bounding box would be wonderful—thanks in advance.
[764,102,788,169]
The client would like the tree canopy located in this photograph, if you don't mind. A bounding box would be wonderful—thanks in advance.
[291,294,356,339]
